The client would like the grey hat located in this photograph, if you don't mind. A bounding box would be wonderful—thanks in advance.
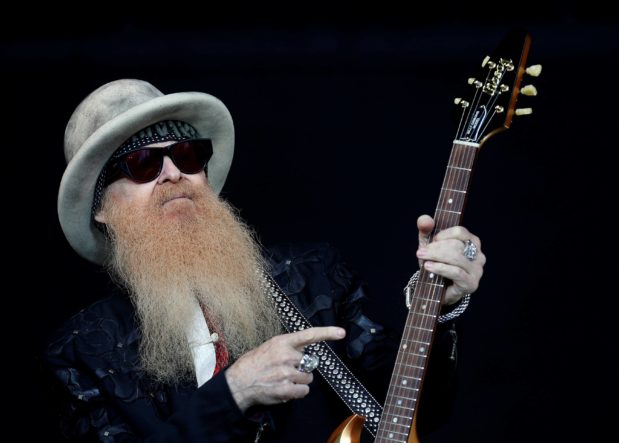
[58,79,235,264]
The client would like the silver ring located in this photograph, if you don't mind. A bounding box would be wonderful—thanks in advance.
[463,239,478,261]
[298,353,319,373]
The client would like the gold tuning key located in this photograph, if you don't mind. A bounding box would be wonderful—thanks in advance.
[515,108,533,116]
[520,85,538,96]
[525,64,542,77]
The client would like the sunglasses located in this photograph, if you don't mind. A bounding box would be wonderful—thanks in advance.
[106,139,213,184]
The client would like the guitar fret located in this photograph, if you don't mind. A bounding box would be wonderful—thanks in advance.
[446,165,472,171]
[400,363,425,371]
[411,296,441,303]
[394,375,421,389]
[393,394,417,401]
[407,311,436,319]
[385,413,415,420]
[440,187,467,193]
[379,437,406,443]
[380,434,410,442]
[436,208,462,215]
[421,281,445,288]
[399,337,432,347]
[382,422,411,430]
[396,385,421,391]
[407,376,421,381]
[382,432,408,439]
[404,325,432,332]
[399,337,431,346]
[386,403,415,411]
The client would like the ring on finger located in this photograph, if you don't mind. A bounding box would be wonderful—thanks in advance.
[463,239,478,261]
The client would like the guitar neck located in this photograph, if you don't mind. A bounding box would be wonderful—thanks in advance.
[374,141,479,442]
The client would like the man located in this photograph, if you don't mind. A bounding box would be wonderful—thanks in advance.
[44,79,485,442]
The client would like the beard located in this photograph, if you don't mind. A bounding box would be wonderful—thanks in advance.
[99,178,281,385]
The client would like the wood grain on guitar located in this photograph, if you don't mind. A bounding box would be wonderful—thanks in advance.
[328,28,539,443]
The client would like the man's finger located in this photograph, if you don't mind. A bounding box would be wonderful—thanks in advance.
[417,214,434,249]
[287,326,346,347]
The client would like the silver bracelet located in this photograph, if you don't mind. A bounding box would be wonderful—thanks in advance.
[403,271,470,323]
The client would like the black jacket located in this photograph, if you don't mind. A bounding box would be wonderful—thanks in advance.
[43,243,459,442]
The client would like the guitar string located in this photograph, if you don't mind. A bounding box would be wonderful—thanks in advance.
[379,144,445,440]
[377,53,516,440]
[478,67,509,142]
[382,51,511,440]
[466,68,493,142]
[378,143,476,441]
[376,145,468,441]
[375,147,458,440]
[457,66,489,142]
[459,83,476,141]
[378,144,464,439]
[386,144,464,439]
[455,100,468,141]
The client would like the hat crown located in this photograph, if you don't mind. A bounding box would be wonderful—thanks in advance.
[64,79,164,163]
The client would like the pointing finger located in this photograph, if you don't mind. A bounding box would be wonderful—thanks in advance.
[287,327,346,348]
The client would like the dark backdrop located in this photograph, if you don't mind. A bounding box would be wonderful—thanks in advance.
[5,5,617,442]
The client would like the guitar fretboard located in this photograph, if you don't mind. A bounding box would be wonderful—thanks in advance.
[374,141,479,442]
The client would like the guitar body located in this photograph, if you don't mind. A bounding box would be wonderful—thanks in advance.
[326,28,538,443]
[327,415,364,443]
[328,415,420,443]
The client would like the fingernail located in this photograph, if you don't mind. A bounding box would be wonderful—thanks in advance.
[417,248,427,257]
[336,328,346,338]
[424,261,434,270]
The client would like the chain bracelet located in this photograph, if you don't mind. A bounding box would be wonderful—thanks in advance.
[403,270,470,323]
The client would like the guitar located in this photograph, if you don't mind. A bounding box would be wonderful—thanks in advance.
[327,29,540,443]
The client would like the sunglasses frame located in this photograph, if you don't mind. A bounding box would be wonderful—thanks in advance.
[106,138,213,184]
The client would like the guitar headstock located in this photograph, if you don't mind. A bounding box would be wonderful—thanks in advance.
[454,29,540,146]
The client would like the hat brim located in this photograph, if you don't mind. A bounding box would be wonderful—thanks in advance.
[58,92,234,264]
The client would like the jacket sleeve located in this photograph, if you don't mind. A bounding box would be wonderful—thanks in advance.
[42,305,259,443]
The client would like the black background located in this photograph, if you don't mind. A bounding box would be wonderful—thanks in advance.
[5,3,617,442]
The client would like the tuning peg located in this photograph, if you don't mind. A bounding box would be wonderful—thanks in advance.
[481,56,496,69]
[468,78,482,88]
[515,108,533,116]
[520,85,538,96]
[525,65,542,77]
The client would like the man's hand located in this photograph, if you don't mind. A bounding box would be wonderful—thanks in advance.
[225,326,346,412]
[416,214,486,305]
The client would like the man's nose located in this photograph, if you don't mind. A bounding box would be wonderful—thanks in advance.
[157,156,182,184]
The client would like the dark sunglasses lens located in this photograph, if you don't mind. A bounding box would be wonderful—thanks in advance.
[123,149,163,182]
[171,140,212,174]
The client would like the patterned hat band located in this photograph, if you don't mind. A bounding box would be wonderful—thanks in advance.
[112,120,199,159]
[92,120,200,218]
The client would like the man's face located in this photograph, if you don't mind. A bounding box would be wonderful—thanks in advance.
[95,140,209,224]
